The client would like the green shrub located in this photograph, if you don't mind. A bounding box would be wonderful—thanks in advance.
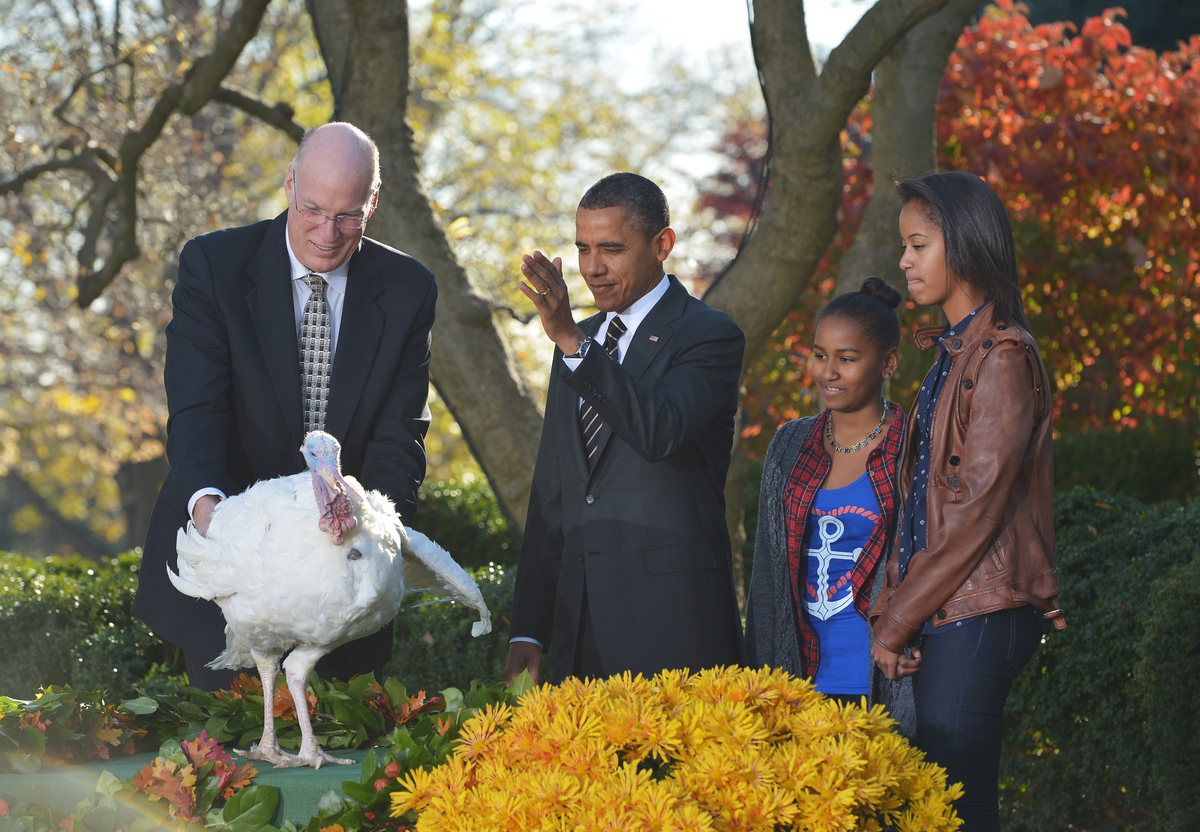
[1053,423,1199,502]
[0,552,182,700]
[1134,557,1200,832]
[383,562,515,694]
[416,478,519,568]
[1000,488,1200,831]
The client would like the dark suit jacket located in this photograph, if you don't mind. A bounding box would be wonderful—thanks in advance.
[133,212,436,664]
[510,275,746,682]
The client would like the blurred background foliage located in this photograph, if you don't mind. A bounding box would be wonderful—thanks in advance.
[0,0,755,554]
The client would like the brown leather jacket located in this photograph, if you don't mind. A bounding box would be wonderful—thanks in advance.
[870,303,1066,651]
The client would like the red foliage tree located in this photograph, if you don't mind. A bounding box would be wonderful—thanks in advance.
[703,2,1200,455]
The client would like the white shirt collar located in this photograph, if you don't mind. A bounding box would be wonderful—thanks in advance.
[284,225,351,296]
[603,273,670,339]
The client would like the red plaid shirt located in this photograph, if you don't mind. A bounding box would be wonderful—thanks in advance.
[782,405,906,679]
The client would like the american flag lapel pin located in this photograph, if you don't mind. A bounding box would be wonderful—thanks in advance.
[649,335,659,342]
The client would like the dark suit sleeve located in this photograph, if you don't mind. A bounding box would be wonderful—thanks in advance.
[359,273,436,523]
[565,313,744,462]
[163,237,234,505]
[508,359,566,647]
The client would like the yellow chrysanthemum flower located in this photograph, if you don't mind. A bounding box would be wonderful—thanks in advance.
[390,667,962,832]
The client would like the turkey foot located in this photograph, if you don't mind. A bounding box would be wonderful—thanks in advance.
[239,741,303,767]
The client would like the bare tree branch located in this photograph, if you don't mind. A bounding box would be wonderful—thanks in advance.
[74,0,273,306]
[51,55,133,144]
[212,85,305,141]
[0,152,112,196]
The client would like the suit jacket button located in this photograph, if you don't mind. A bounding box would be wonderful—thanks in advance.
[936,609,947,620]
[951,338,962,349]
[949,455,961,466]
[586,494,595,504]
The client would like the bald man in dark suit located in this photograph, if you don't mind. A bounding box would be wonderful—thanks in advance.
[134,123,436,690]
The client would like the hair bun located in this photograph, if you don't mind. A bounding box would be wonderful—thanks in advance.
[860,276,902,309]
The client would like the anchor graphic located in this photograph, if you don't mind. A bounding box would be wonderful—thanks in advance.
[805,515,862,621]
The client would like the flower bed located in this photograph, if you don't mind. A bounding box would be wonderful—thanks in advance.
[385,666,961,832]
[1,669,961,832]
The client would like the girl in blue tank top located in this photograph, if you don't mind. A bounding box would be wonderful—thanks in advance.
[746,278,914,707]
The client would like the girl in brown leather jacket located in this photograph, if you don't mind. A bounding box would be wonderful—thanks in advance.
[868,171,1065,832]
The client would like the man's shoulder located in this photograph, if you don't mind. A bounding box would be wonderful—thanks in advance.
[357,236,436,284]
[674,293,744,346]
[189,217,276,252]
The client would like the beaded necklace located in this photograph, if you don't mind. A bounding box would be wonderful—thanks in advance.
[825,399,888,454]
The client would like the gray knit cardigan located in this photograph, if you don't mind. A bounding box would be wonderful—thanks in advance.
[744,416,916,738]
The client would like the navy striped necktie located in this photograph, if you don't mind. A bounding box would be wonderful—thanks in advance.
[580,316,627,464]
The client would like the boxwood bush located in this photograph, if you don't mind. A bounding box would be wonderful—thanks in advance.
[1000,489,1200,831]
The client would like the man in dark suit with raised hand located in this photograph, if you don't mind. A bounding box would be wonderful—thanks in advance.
[504,172,745,685]
[134,122,436,690]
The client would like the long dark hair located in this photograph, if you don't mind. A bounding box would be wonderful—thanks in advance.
[897,171,1028,329]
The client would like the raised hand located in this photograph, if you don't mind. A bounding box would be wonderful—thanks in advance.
[519,250,587,355]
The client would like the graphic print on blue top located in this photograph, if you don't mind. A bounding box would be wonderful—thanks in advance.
[803,472,879,695]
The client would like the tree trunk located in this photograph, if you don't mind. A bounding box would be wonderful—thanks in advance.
[306,0,544,533]
[835,0,980,295]
[705,0,948,575]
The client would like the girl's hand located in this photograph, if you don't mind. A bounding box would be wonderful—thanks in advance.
[872,642,922,680]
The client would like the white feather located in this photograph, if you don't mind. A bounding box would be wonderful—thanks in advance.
[168,463,491,672]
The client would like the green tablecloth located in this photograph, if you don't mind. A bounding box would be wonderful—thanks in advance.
[0,748,371,824]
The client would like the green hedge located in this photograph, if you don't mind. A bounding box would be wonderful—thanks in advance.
[0,553,179,700]
[1000,489,1200,831]
[1053,422,1198,502]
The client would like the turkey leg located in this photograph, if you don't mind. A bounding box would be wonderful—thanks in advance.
[281,647,356,768]
[238,649,302,767]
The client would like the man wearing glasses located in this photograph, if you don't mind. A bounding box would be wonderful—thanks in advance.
[134,122,437,690]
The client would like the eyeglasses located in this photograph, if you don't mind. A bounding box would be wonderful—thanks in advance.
[290,173,371,231]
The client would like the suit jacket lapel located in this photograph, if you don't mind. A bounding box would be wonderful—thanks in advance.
[587,277,688,474]
[326,246,385,440]
[246,214,304,448]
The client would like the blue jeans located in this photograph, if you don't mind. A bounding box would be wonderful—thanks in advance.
[914,605,1043,832]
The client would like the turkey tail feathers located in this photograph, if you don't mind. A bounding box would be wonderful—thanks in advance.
[169,523,216,600]
[400,527,492,637]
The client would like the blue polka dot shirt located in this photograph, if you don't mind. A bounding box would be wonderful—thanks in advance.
[898,305,988,636]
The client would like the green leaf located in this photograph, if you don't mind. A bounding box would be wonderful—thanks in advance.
[222,784,281,832]
[315,789,355,816]
[383,680,407,709]
[440,687,464,713]
[94,769,123,797]
[506,669,535,699]
[119,697,158,715]
[340,781,378,803]
[73,805,115,832]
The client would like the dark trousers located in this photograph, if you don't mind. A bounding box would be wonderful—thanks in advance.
[571,581,605,681]
[914,605,1043,832]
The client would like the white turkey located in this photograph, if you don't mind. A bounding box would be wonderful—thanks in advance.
[168,431,491,768]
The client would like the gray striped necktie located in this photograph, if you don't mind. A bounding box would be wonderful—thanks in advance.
[580,315,627,464]
[299,273,332,433]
